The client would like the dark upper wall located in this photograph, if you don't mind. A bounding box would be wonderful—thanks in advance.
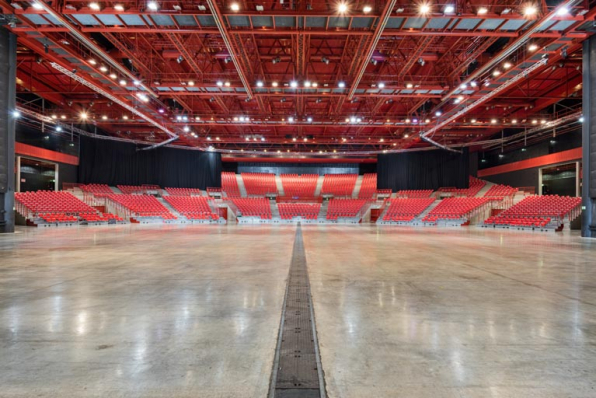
[478,130,581,170]
[232,162,376,175]
[16,123,79,157]
[16,124,79,189]
[476,130,582,193]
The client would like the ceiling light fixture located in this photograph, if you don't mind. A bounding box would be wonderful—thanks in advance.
[524,5,537,16]
[114,4,124,11]
[89,2,100,11]
[338,3,348,13]
[477,7,488,15]
[363,5,372,13]
[147,1,159,11]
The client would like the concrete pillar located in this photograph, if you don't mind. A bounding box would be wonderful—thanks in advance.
[0,27,16,233]
[583,36,596,238]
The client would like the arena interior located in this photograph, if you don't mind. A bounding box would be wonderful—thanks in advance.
[1,0,596,397]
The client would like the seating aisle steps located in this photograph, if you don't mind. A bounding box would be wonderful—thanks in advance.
[275,176,284,196]
[270,200,281,219]
[314,176,324,196]
[475,181,495,197]
[236,174,248,197]
[156,198,184,222]
[415,200,441,221]
[352,175,363,198]
[317,201,328,220]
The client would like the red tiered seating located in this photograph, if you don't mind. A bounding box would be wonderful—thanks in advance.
[79,212,125,223]
[326,199,369,220]
[396,190,434,198]
[281,174,319,197]
[222,172,241,197]
[484,184,518,198]
[438,176,486,197]
[358,173,377,199]
[483,195,582,228]
[232,198,272,219]
[422,197,490,223]
[165,187,204,196]
[241,173,278,196]
[39,213,78,223]
[278,203,321,220]
[321,174,358,197]
[383,198,435,222]
[80,184,114,194]
[164,196,219,220]
[15,191,98,218]
[107,194,176,220]
[484,216,551,228]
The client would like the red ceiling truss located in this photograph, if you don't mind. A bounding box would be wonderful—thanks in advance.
[1,0,594,157]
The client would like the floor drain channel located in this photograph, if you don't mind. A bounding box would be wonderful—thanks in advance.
[269,225,326,398]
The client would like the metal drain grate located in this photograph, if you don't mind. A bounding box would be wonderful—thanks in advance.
[269,225,326,398]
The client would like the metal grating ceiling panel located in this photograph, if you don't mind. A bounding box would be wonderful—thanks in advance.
[197,15,216,26]
[119,14,146,26]
[275,16,295,28]
[403,17,426,29]
[252,16,273,27]
[95,14,122,26]
[455,18,481,30]
[150,14,175,26]
[478,18,504,30]
[174,15,197,26]
[23,14,49,25]
[427,18,450,30]
[228,15,250,27]
[71,14,100,26]
[350,17,374,29]
[329,17,350,28]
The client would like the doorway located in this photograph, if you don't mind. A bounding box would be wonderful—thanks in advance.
[540,162,580,197]
[16,156,58,192]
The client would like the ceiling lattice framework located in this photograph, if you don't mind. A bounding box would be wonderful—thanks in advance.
[2,0,594,155]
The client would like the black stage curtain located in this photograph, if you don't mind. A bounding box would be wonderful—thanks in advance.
[78,136,222,188]
[377,148,469,191]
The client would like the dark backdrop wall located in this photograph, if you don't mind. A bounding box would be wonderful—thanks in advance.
[377,148,470,191]
[79,136,222,189]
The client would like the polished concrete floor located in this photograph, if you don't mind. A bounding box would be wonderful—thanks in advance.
[1,225,596,397]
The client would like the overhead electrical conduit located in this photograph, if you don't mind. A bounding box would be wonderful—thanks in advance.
[31,0,158,98]
[50,62,179,145]
[434,0,583,110]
